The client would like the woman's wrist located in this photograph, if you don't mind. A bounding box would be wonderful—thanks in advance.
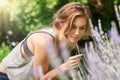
[56,64,68,77]
[59,64,67,72]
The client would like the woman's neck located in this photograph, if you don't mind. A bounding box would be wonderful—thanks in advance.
[67,42,76,51]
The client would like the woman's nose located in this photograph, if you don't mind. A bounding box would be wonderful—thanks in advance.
[74,29,79,35]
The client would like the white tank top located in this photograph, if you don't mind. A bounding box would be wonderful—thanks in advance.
[1,27,55,80]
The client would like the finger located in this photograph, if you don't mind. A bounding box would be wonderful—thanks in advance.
[70,54,83,60]
[71,61,79,66]
[72,64,79,69]
[77,54,83,57]
[69,59,79,64]
[74,54,83,58]
[71,62,79,69]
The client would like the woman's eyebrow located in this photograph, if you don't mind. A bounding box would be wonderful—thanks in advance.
[72,24,86,27]
[80,25,86,28]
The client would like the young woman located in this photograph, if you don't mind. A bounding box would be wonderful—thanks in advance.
[0,2,90,80]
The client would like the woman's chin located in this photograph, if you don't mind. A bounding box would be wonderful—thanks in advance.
[69,39,78,44]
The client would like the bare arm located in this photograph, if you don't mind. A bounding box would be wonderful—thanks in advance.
[29,33,82,80]
[43,54,83,80]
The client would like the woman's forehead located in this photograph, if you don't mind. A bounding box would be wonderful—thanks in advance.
[72,16,87,26]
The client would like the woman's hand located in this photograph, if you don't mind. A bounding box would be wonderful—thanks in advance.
[60,54,83,72]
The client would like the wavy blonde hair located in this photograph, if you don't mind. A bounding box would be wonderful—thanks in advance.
[53,2,91,54]
[53,2,91,36]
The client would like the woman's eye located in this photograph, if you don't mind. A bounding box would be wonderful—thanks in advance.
[80,28,85,30]
[72,26,76,29]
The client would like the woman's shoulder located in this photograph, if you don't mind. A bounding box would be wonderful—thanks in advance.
[29,31,54,46]
[25,27,55,53]
[27,27,54,43]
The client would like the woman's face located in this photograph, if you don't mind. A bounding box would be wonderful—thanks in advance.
[66,16,87,44]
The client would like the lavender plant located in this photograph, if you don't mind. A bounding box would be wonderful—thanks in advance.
[38,5,120,80]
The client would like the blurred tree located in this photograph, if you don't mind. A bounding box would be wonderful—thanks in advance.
[0,0,12,46]
[0,0,58,46]
[54,0,69,12]
[0,0,87,47]
[88,0,120,34]
[117,0,120,4]
[117,0,120,14]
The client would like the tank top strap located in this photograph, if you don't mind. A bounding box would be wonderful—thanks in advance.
[22,28,55,57]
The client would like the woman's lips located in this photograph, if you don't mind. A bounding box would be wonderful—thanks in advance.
[72,37,79,40]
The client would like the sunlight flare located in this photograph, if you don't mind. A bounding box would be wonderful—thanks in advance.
[0,0,8,7]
